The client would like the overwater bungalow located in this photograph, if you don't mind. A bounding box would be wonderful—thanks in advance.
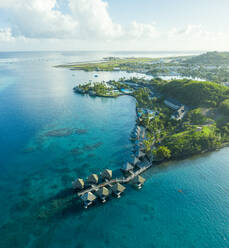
[135,129,141,137]
[132,175,146,189]
[97,186,110,203]
[112,183,126,198]
[72,178,84,190]
[81,192,97,208]
[87,174,99,185]
[122,162,134,173]
[130,157,140,166]
[101,169,112,180]
[136,150,146,159]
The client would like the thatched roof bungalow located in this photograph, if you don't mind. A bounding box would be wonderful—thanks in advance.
[133,175,146,189]
[87,174,99,185]
[81,192,97,208]
[112,183,126,198]
[131,157,140,166]
[122,162,134,172]
[101,169,112,180]
[72,178,84,190]
[136,150,146,159]
[97,187,110,202]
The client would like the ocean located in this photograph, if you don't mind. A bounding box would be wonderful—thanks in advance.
[0,51,228,248]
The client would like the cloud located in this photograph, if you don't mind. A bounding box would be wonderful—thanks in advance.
[0,0,78,39]
[0,0,158,41]
[0,0,228,51]
[166,24,229,50]
[69,0,123,39]
[127,21,159,39]
[0,28,14,42]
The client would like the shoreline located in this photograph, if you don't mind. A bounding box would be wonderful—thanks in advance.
[73,82,228,164]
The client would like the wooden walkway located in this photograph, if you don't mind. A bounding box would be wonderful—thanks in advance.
[77,159,151,197]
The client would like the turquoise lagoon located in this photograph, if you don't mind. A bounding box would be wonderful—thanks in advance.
[0,51,228,248]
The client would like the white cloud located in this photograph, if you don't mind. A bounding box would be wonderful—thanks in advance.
[0,0,78,39]
[166,25,229,50]
[0,0,228,50]
[127,21,159,39]
[0,28,14,42]
[69,0,123,39]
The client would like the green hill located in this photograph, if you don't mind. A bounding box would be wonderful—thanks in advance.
[153,79,229,107]
[185,51,229,65]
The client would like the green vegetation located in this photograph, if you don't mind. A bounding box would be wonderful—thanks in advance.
[58,57,156,72]
[68,52,229,162]
[219,99,229,115]
[153,146,171,161]
[150,79,229,107]
[133,88,152,108]
[109,80,132,90]
[185,108,208,125]
[59,52,229,83]
[185,51,229,65]
[161,126,221,159]
[136,78,229,161]
[74,82,120,97]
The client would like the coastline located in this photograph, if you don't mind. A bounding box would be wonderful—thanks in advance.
[73,77,229,164]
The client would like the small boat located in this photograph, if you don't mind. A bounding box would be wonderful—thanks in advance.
[94,74,98,77]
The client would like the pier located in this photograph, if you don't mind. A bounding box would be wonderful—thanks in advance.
[77,160,151,197]
[73,122,152,208]
[74,158,152,208]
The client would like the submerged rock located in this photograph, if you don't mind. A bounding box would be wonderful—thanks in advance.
[71,147,83,155]
[83,142,103,151]
[74,129,88,134]
[21,147,37,153]
[43,128,88,137]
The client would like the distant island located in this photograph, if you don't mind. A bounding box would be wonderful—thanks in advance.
[60,51,229,162]
[57,51,229,84]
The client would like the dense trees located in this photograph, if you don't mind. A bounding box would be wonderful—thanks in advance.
[185,108,207,125]
[219,99,229,115]
[185,51,229,65]
[150,78,229,107]
[153,146,171,161]
[162,127,221,159]
[158,79,229,107]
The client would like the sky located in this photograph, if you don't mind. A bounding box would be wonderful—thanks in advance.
[0,0,229,51]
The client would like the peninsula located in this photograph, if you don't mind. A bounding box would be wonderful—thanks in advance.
[74,77,229,161]
[61,52,229,208]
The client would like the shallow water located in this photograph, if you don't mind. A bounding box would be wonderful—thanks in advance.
[0,51,228,248]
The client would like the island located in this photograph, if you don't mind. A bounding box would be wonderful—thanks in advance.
[57,51,229,84]
[73,76,229,162]
[59,52,229,208]
[60,52,229,162]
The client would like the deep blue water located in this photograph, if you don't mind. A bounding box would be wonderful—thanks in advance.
[0,51,228,248]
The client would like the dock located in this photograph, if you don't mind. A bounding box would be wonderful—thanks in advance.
[77,160,151,197]
[73,118,153,208]
[74,158,152,208]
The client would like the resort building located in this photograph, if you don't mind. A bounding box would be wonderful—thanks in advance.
[164,98,186,120]
[136,150,146,160]
[171,105,185,120]
[164,98,182,111]
[122,162,134,173]
[97,187,110,203]
[81,192,97,208]
[112,183,126,198]
[87,174,99,185]
[130,157,140,166]
[132,175,146,189]
[101,169,112,180]
[72,178,84,190]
